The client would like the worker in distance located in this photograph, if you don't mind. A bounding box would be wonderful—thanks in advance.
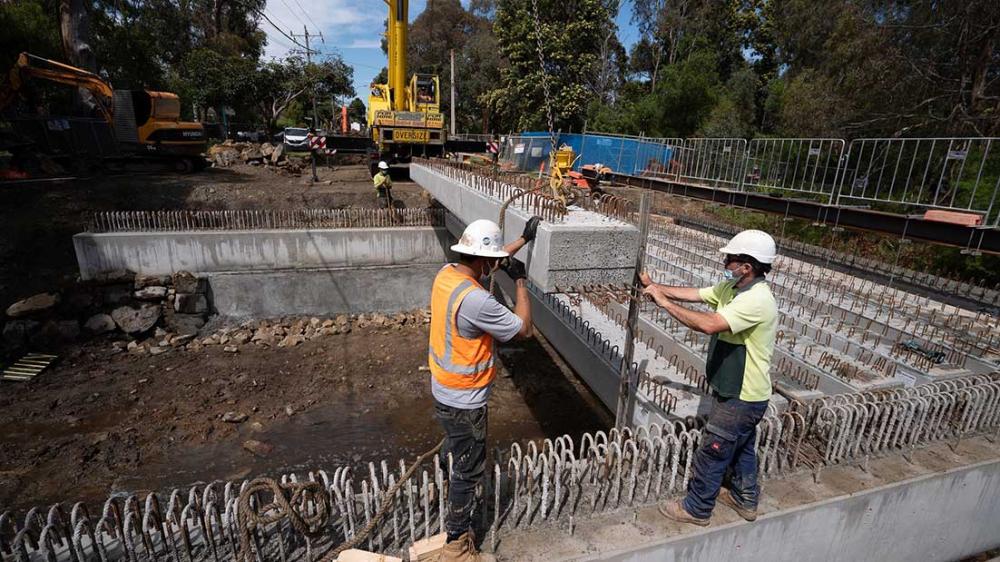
[640,229,779,526]
[373,160,393,208]
[428,216,540,562]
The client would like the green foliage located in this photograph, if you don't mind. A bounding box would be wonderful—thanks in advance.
[487,0,615,132]
[0,1,62,70]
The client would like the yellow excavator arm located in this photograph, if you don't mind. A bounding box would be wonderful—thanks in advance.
[0,52,114,122]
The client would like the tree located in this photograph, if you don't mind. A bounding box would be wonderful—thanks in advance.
[252,55,354,133]
[487,0,616,132]
[347,97,367,127]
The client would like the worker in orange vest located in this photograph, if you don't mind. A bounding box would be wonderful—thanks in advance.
[430,217,540,562]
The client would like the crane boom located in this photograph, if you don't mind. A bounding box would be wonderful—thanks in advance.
[386,0,408,111]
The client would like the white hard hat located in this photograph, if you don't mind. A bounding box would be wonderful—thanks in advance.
[378,161,389,170]
[719,229,777,264]
[451,219,510,258]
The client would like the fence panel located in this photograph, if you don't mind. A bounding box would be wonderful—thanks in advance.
[671,138,747,189]
[743,138,845,201]
[635,138,683,177]
[836,138,1000,225]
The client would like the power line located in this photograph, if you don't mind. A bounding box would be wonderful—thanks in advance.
[277,0,309,27]
[290,0,315,28]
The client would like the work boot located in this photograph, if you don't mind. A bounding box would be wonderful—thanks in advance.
[658,499,710,527]
[718,488,757,521]
[437,531,496,562]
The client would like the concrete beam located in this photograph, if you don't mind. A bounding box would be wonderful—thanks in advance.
[411,163,640,292]
[73,227,451,279]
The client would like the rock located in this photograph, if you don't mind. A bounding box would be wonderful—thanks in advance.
[277,334,305,348]
[148,346,167,356]
[174,294,208,314]
[241,148,264,162]
[170,334,195,346]
[232,331,251,345]
[201,336,217,346]
[285,405,295,416]
[94,269,135,284]
[134,286,167,301]
[111,305,161,334]
[271,143,285,164]
[102,285,132,306]
[223,345,239,353]
[335,315,349,326]
[165,313,205,336]
[30,320,80,346]
[64,291,96,312]
[321,319,335,328]
[260,143,275,157]
[127,340,146,354]
[222,411,248,423]
[84,313,116,334]
[172,271,201,294]
[5,293,60,317]
[134,275,171,289]
[243,439,273,457]
[251,330,274,345]
[2,319,40,346]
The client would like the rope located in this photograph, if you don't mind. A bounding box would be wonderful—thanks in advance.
[488,184,547,293]
[236,439,444,562]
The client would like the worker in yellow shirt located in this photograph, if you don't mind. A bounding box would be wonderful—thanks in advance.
[373,161,392,208]
[641,229,778,526]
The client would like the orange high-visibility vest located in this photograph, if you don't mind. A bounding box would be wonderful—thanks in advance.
[428,265,496,393]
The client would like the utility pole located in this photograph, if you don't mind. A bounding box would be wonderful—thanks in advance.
[449,49,456,138]
[291,26,323,129]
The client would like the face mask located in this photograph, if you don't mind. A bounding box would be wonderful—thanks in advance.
[722,269,736,282]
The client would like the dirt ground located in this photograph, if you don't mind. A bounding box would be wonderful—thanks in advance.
[0,162,613,512]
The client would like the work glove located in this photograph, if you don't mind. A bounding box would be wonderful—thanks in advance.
[501,258,527,281]
[521,216,542,242]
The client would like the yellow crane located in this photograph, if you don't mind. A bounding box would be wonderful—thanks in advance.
[366,0,446,173]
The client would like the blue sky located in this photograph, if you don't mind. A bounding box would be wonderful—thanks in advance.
[262,0,640,104]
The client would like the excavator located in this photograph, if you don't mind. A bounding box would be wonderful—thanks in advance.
[1,52,207,173]
[364,0,447,174]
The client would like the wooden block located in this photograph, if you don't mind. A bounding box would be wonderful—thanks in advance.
[335,549,402,562]
[923,209,983,226]
[408,532,447,561]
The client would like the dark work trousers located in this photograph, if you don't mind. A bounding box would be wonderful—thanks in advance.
[376,187,391,209]
[434,401,487,539]
[683,393,769,519]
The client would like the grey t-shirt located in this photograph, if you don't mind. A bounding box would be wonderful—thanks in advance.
[456,288,523,342]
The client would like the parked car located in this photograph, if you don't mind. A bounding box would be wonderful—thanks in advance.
[281,127,310,150]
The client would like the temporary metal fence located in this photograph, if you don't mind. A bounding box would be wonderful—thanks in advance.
[743,138,846,199]
[835,138,1000,225]
[510,133,1000,227]
[89,208,447,232]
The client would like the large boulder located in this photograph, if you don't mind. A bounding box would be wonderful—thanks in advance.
[83,313,117,334]
[2,319,40,346]
[174,294,208,314]
[5,293,60,317]
[241,148,264,162]
[134,286,167,301]
[30,320,80,346]
[111,305,161,334]
[271,143,285,164]
[260,143,275,157]
[172,271,201,294]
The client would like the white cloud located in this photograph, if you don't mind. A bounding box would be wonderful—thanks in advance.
[345,39,381,49]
